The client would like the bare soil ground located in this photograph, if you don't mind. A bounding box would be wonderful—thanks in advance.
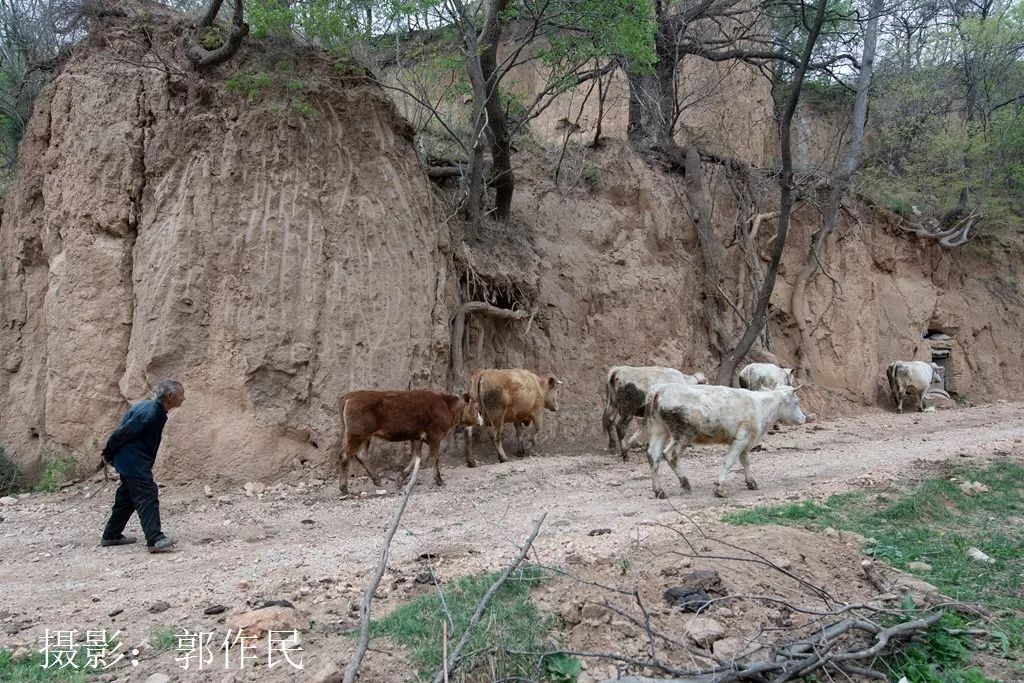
[1,401,1023,682]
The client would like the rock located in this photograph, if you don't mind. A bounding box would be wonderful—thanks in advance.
[300,519,315,526]
[967,547,995,564]
[560,603,582,626]
[712,636,746,661]
[108,608,123,617]
[683,616,727,648]
[204,485,213,498]
[414,571,436,585]
[675,569,724,594]
[0,496,17,505]
[148,601,171,614]
[145,675,171,683]
[580,603,610,623]
[664,587,714,612]
[218,495,233,505]
[958,481,989,495]
[258,599,295,609]
[204,604,227,615]
[238,580,251,590]
[588,528,612,536]
[227,605,309,639]
[907,561,933,572]
[244,482,265,497]
[309,662,344,683]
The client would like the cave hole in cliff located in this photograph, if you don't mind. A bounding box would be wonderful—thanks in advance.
[925,328,953,394]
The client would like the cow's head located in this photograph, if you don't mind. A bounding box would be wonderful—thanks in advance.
[543,376,562,411]
[775,386,807,426]
[458,392,484,426]
[693,372,708,385]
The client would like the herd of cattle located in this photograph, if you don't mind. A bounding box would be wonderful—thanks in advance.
[336,360,949,498]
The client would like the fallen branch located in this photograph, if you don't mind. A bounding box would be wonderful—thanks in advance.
[431,513,547,683]
[343,456,422,683]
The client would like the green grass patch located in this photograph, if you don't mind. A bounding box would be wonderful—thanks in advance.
[150,626,178,652]
[725,461,1024,681]
[0,650,89,682]
[34,451,76,493]
[370,565,574,681]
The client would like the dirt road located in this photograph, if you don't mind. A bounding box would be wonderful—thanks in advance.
[1,401,1022,681]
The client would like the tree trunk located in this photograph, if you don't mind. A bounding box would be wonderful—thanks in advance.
[479,0,513,220]
[715,0,830,385]
[790,0,881,379]
[185,0,248,69]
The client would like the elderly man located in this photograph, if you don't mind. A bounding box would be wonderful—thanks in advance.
[99,380,185,553]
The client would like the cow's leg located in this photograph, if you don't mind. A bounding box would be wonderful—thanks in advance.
[529,413,544,454]
[714,436,751,498]
[917,390,926,412]
[603,403,618,452]
[350,440,381,488]
[428,437,444,486]
[895,389,904,414]
[514,422,527,456]
[739,449,758,490]
[615,413,632,461]
[489,413,509,463]
[401,440,422,482]
[463,427,477,468]
[646,432,669,499]
[339,434,368,495]
[665,437,693,493]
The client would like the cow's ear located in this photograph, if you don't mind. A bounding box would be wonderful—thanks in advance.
[548,376,558,388]
[461,392,472,403]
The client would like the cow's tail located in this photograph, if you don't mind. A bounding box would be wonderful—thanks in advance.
[475,372,487,425]
[335,393,352,454]
[602,370,618,441]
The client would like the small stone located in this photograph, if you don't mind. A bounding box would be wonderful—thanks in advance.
[218,495,233,505]
[11,646,30,662]
[91,595,101,603]
[823,527,839,538]
[712,636,746,661]
[907,561,933,572]
[145,674,171,683]
[683,616,727,648]
[967,547,995,564]
[309,662,343,683]
[148,601,171,614]
[675,569,724,593]
[108,608,123,617]
[300,519,315,526]
[588,528,612,536]
[664,587,713,612]
[0,496,17,505]
[414,571,435,585]
[227,605,309,639]
[238,580,251,590]
[774,557,793,569]
[204,485,213,498]
[204,605,227,615]
[560,603,582,626]
[580,603,610,623]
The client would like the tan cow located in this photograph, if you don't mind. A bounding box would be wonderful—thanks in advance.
[467,369,561,466]
[338,390,482,494]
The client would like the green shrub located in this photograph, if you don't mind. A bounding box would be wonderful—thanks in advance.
[34,450,76,493]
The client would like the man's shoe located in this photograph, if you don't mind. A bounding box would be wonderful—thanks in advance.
[148,536,176,553]
[100,535,137,547]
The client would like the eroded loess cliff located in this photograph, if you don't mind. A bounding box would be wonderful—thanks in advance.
[0,3,451,481]
[1,2,1022,484]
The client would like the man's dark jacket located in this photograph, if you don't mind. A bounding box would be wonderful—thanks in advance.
[102,399,168,479]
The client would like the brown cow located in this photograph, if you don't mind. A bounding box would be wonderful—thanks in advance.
[466,369,561,466]
[338,390,482,494]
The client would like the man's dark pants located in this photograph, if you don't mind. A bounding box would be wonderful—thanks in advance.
[102,475,163,546]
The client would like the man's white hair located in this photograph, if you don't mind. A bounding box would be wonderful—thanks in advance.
[155,380,184,401]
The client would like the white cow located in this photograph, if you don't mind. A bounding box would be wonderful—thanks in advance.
[602,366,707,460]
[885,361,950,413]
[738,363,795,391]
[644,384,807,499]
